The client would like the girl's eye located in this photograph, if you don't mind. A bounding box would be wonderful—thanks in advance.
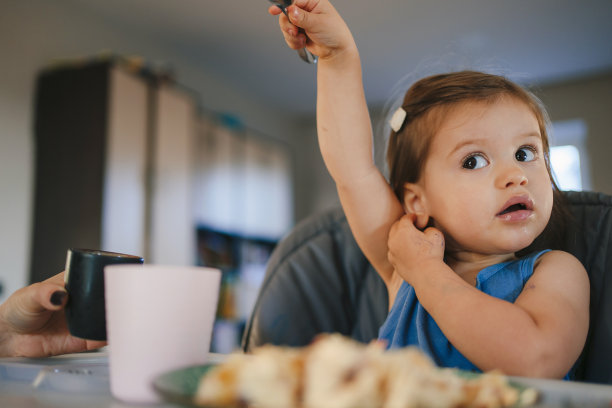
[462,154,489,170]
[515,146,536,162]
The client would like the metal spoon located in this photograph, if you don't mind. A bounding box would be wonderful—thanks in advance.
[269,0,317,64]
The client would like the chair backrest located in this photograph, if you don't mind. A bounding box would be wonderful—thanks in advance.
[555,191,612,384]
[242,191,612,384]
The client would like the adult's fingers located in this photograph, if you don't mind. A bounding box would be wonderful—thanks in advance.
[30,281,67,313]
[85,340,108,351]
[13,272,67,317]
[37,272,68,310]
[45,271,66,286]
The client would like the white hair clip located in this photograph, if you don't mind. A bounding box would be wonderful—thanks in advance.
[390,106,407,132]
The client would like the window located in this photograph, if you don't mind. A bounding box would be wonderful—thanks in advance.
[549,119,590,191]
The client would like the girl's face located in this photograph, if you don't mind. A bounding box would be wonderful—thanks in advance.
[416,96,553,257]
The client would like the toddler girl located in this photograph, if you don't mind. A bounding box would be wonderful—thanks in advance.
[269,0,589,379]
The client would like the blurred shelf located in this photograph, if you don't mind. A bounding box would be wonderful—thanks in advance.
[196,225,276,353]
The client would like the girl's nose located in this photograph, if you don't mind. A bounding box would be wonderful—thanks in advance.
[496,163,528,189]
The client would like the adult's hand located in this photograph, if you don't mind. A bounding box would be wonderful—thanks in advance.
[0,272,106,357]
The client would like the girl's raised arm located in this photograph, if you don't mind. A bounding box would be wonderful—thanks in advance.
[271,0,405,293]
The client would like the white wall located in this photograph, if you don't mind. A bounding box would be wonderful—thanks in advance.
[0,0,309,301]
[535,72,612,195]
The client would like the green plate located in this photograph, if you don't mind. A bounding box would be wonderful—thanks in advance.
[153,364,217,407]
[154,364,537,408]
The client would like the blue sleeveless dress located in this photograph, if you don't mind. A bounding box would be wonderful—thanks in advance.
[378,250,557,374]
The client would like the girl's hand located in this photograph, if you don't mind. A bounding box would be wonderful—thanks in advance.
[387,214,446,285]
[0,272,106,357]
[268,0,355,61]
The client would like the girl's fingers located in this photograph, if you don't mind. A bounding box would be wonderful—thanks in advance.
[423,227,445,255]
[404,213,418,224]
[268,5,282,15]
[294,0,321,13]
[279,16,298,37]
[278,12,307,49]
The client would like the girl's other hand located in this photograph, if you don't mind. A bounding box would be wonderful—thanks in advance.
[387,214,446,285]
[268,0,355,61]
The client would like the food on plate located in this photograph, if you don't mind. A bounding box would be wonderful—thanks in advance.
[196,345,303,408]
[195,334,536,408]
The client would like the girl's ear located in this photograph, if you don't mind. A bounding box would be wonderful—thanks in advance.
[402,183,429,229]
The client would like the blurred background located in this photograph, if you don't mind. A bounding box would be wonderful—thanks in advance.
[1,0,611,351]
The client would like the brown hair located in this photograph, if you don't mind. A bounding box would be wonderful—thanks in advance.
[386,70,569,246]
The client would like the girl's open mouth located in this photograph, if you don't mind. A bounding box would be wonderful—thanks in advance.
[497,195,534,220]
[499,203,527,215]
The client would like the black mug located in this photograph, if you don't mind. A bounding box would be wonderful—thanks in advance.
[64,248,144,341]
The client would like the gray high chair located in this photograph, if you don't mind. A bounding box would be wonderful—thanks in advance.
[242,191,612,385]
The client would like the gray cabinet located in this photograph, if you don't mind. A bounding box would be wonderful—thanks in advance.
[31,61,196,282]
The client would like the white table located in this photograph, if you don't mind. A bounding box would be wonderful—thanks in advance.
[1,349,612,407]
[509,376,612,407]
[0,349,223,408]
[0,348,151,408]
